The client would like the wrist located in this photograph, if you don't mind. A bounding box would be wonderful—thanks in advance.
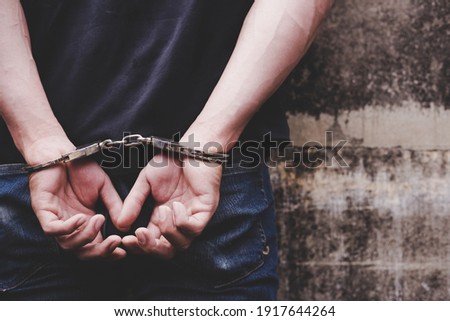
[22,135,75,165]
[181,121,241,153]
[1,89,70,161]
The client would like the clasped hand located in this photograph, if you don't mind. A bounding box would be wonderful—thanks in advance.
[29,154,222,261]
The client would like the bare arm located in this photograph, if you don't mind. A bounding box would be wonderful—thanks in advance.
[0,0,71,161]
[0,0,124,260]
[182,0,334,147]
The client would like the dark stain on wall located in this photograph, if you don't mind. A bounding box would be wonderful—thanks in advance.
[281,0,450,117]
[273,147,450,300]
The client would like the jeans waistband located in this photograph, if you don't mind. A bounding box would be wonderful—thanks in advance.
[0,163,29,175]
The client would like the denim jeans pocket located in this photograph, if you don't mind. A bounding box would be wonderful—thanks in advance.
[0,164,59,292]
[171,165,270,288]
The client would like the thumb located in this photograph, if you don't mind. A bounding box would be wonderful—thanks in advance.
[116,169,152,232]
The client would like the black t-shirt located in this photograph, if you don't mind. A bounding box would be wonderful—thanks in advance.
[0,0,289,163]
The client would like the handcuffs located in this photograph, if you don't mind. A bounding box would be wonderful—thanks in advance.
[25,134,229,173]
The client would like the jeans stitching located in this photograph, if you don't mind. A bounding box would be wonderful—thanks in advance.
[0,262,50,292]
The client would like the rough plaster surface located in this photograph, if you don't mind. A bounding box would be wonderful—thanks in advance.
[280,0,449,116]
[273,148,450,300]
[274,0,450,300]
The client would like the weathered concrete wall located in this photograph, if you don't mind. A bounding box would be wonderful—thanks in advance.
[274,0,450,300]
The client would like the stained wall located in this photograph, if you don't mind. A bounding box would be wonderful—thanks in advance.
[274,0,450,300]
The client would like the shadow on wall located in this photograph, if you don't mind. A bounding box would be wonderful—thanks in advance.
[274,0,450,300]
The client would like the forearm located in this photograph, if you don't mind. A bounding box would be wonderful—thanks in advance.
[183,0,333,150]
[0,0,70,162]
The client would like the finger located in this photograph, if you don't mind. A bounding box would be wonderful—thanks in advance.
[157,205,192,251]
[148,220,162,239]
[38,212,88,237]
[116,169,151,232]
[99,175,123,226]
[110,247,128,261]
[122,235,146,254]
[56,214,105,250]
[75,234,125,261]
[135,227,175,259]
[172,201,205,237]
[172,202,210,238]
[121,225,175,259]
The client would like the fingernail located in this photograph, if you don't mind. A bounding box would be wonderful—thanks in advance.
[76,216,87,227]
[94,217,104,231]
[158,207,168,221]
[109,242,119,252]
[137,233,146,245]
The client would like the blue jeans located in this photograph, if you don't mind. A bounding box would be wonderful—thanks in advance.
[0,163,278,300]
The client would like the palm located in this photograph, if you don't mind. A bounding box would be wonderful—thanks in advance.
[148,159,220,215]
[118,155,222,257]
[30,162,100,221]
[29,160,124,260]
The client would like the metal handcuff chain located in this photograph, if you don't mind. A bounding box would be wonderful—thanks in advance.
[23,134,229,173]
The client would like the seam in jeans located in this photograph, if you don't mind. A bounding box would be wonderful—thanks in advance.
[0,262,50,292]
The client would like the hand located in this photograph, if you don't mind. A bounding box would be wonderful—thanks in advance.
[116,154,222,258]
[26,137,126,260]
